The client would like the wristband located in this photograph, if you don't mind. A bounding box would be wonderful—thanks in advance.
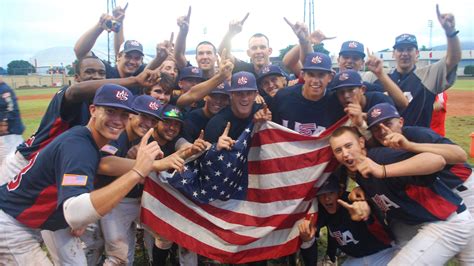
[447,30,459,38]
[382,164,387,179]
[131,168,145,179]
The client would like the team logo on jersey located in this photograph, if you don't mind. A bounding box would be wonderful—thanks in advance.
[262,66,271,73]
[311,56,322,64]
[348,41,358,48]
[370,108,382,118]
[2,92,11,98]
[116,90,129,101]
[329,229,359,246]
[237,76,248,85]
[191,67,200,74]
[100,144,118,155]
[372,194,400,212]
[339,73,350,81]
[149,101,160,110]
[61,174,88,186]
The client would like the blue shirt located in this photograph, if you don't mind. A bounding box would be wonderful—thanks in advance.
[0,82,25,135]
[183,108,210,142]
[104,60,145,95]
[0,126,100,231]
[17,87,90,160]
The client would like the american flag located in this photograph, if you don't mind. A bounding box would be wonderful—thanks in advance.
[141,117,349,263]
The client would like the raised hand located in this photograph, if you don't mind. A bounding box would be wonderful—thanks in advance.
[436,4,456,35]
[217,122,236,151]
[177,6,192,32]
[344,95,364,127]
[283,17,309,42]
[112,3,128,23]
[298,214,316,242]
[337,199,370,221]
[133,129,162,180]
[253,103,272,123]
[228,13,249,35]
[379,124,411,149]
[136,69,161,87]
[182,130,211,158]
[217,48,234,80]
[99,13,115,32]
[309,30,336,45]
[351,151,385,179]
[365,48,384,77]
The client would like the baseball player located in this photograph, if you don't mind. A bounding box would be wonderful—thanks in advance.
[0,79,24,166]
[328,126,474,265]
[0,84,164,265]
[372,5,461,127]
[299,176,397,265]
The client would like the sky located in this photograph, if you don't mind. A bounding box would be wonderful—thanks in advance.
[0,0,473,68]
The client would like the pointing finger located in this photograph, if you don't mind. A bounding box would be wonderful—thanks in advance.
[436,4,441,19]
[241,12,250,24]
[283,17,294,28]
[220,48,227,62]
[123,2,129,11]
[222,122,231,137]
[337,199,354,210]
[378,123,393,134]
[186,6,192,20]
[141,128,154,147]
[169,32,174,46]
[198,130,204,140]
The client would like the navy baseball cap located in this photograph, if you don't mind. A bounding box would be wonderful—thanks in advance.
[178,66,205,82]
[393,34,418,49]
[301,52,333,72]
[316,175,340,196]
[119,40,144,55]
[339,41,365,59]
[209,81,230,96]
[229,71,258,92]
[367,103,400,129]
[332,70,363,90]
[256,65,288,84]
[131,95,162,120]
[158,104,184,123]
[93,84,136,114]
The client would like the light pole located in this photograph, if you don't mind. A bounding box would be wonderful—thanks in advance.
[428,19,433,65]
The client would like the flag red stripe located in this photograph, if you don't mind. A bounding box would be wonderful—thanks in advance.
[248,146,334,174]
[141,208,301,264]
[145,179,308,230]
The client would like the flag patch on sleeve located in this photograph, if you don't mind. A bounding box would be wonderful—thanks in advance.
[100,144,118,155]
[61,174,88,186]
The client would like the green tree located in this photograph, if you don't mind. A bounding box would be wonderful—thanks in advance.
[419,45,432,51]
[279,43,330,61]
[7,60,36,75]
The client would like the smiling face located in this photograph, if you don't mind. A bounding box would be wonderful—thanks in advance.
[195,43,217,72]
[156,119,181,142]
[116,51,143,77]
[302,70,333,101]
[128,113,159,140]
[337,53,364,71]
[393,45,418,74]
[370,117,404,145]
[247,36,272,69]
[159,60,179,81]
[259,75,287,97]
[205,93,230,115]
[75,58,106,82]
[230,90,257,119]
[335,86,365,107]
[89,106,130,144]
[329,129,366,172]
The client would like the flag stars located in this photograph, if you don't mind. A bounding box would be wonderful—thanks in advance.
[238,186,243,191]
[220,191,226,195]
[212,185,218,190]
[193,169,198,174]
[236,152,241,158]
[193,191,198,197]
[206,160,212,166]
[214,170,221,177]
[184,165,189,171]
[181,179,188,185]
[218,155,224,161]
[205,175,211,181]
[245,128,251,133]
[224,177,229,183]
[201,189,207,195]
[226,162,232,168]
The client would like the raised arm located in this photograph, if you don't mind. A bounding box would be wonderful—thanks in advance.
[74,14,112,59]
[436,4,461,73]
[217,12,249,63]
[112,4,127,57]
[147,36,174,70]
[174,6,192,69]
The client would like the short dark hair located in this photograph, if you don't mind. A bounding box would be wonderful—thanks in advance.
[74,55,101,74]
[330,126,361,141]
[249,33,270,46]
[195,41,217,54]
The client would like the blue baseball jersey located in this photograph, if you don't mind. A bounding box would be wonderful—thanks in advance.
[0,82,25,135]
[96,131,143,198]
[376,58,456,127]
[204,105,259,143]
[402,126,473,189]
[232,59,256,76]
[271,84,345,136]
[317,192,393,258]
[363,91,395,112]
[183,108,210,142]
[0,126,100,231]
[104,61,145,95]
[17,87,90,160]
[358,147,465,225]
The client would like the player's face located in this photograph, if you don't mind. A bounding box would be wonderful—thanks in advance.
[370,118,404,145]
[159,60,179,81]
[92,106,129,141]
[206,94,230,115]
[393,45,418,73]
[336,86,365,107]
[77,58,106,82]
[149,85,171,104]
[337,54,364,71]
[259,75,287,97]
[156,119,181,142]
[230,91,257,118]
[129,113,159,139]
[302,70,333,101]
[329,131,366,172]
[318,192,339,214]
[178,78,202,93]
[196,44,216,71]
[247,37,272,68]
[117,51,143,77]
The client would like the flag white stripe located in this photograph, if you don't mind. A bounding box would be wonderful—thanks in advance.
[248,139,329,161]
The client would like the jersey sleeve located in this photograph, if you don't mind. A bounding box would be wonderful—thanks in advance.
[56,138,99,206]
[402,126,454,145]
[414,57,457,94]
[204,116,227,143]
